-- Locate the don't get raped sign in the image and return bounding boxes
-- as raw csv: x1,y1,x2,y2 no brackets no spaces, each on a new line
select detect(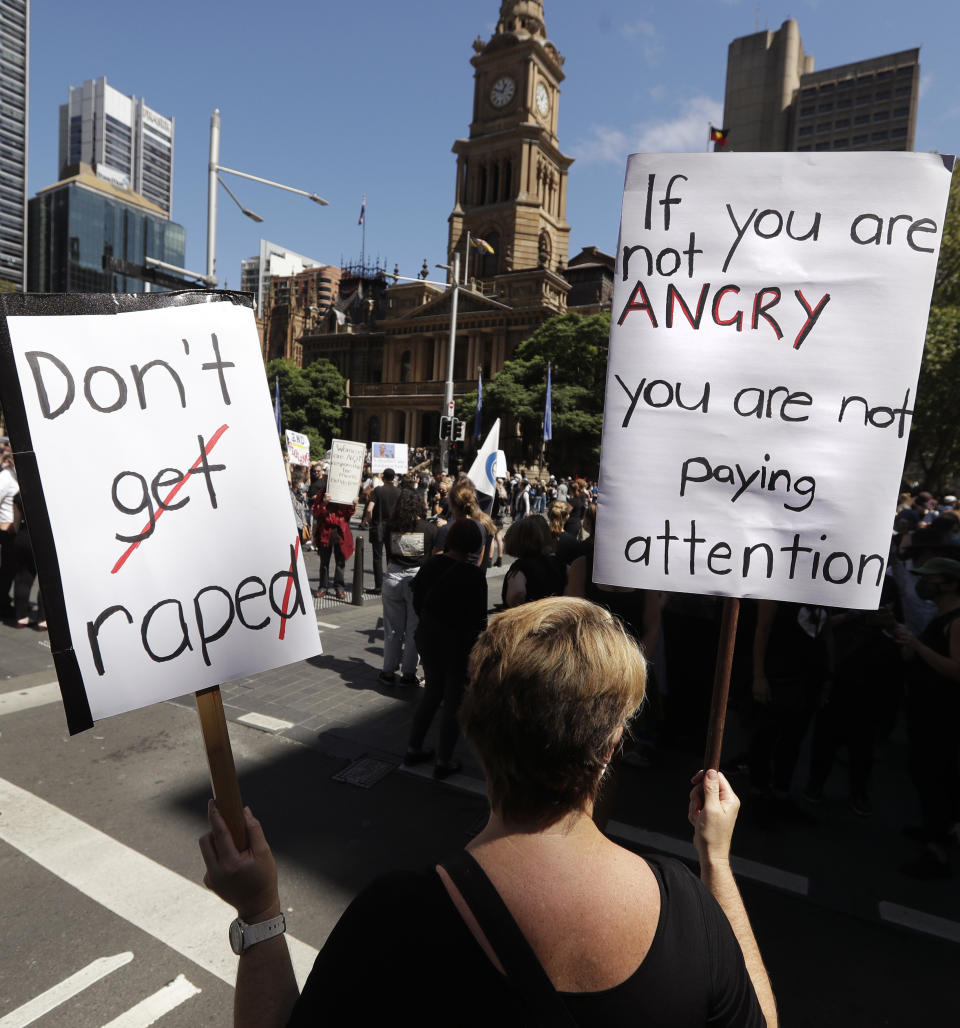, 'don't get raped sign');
0,292,321,732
